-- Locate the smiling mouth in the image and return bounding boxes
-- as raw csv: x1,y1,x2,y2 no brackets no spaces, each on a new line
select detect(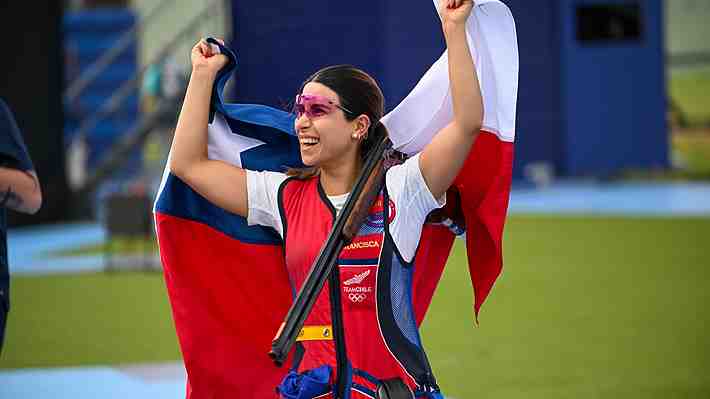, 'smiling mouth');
299,137,320,147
